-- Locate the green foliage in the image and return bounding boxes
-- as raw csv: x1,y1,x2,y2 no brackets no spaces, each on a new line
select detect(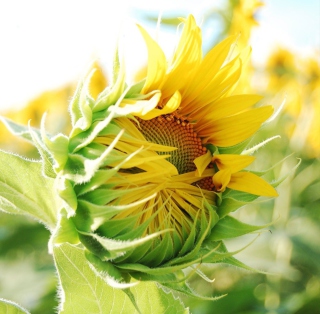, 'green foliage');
0,299,30,314
0,150,58,229
54,243,188,314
